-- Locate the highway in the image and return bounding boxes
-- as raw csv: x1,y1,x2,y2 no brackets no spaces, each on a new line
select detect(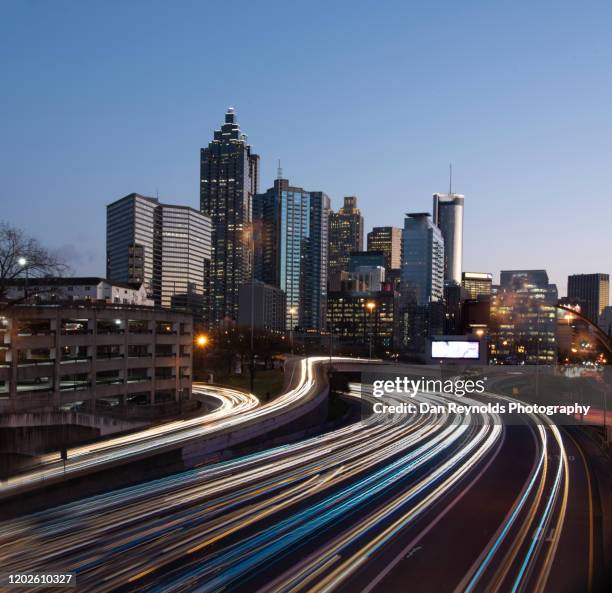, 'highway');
0,357,335,497
0,358,602,593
